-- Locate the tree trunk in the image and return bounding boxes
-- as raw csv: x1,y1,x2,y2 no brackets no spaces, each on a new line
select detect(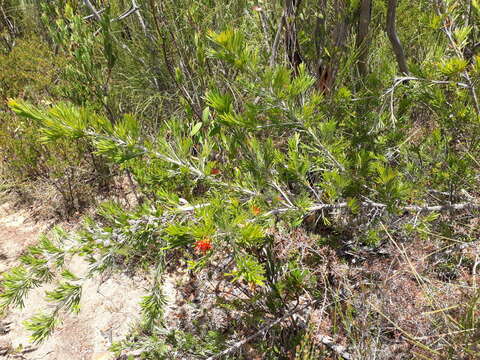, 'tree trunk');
284,0,303,75
386,0,409,74
356,0,372,76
